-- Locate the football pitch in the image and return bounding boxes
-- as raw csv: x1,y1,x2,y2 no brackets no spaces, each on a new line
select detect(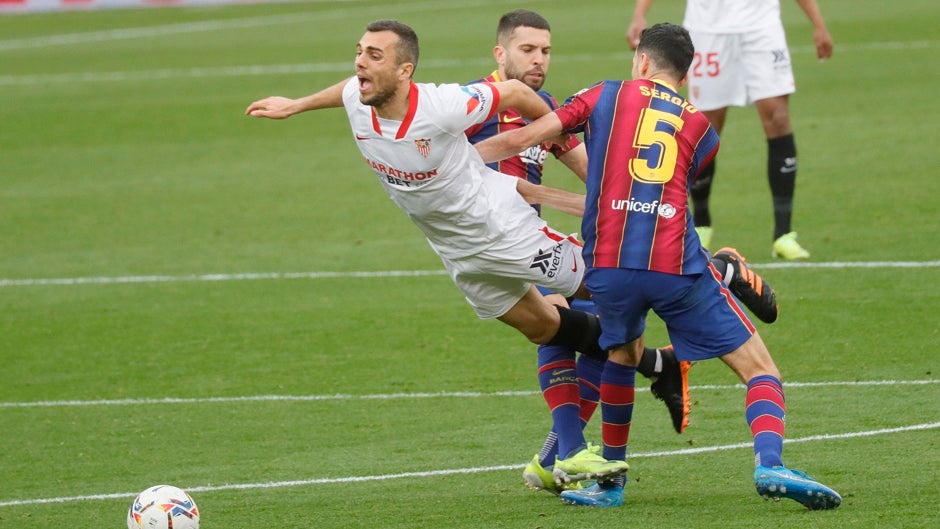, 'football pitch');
1,0,938,527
